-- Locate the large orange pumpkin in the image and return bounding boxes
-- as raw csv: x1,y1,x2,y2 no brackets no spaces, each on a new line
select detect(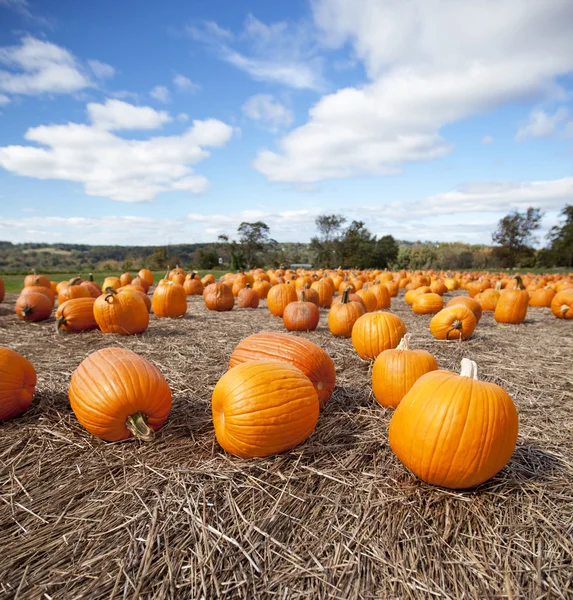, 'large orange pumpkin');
551,289,573,319
429,305,476,341
55,297,98,333
152,280,187,318
212,361,319,458
15,292,52,322
351,311,407,360
446,296,482,323
283,292,320,331
494,276,529,324
69,348,172,442
203,282,234,311
328,288,365,337
229,332,336,406
372,334,437,408
94,288,149,335
388,358,518,489
267,282,297,317
0,347,37,422
412,293,444,315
